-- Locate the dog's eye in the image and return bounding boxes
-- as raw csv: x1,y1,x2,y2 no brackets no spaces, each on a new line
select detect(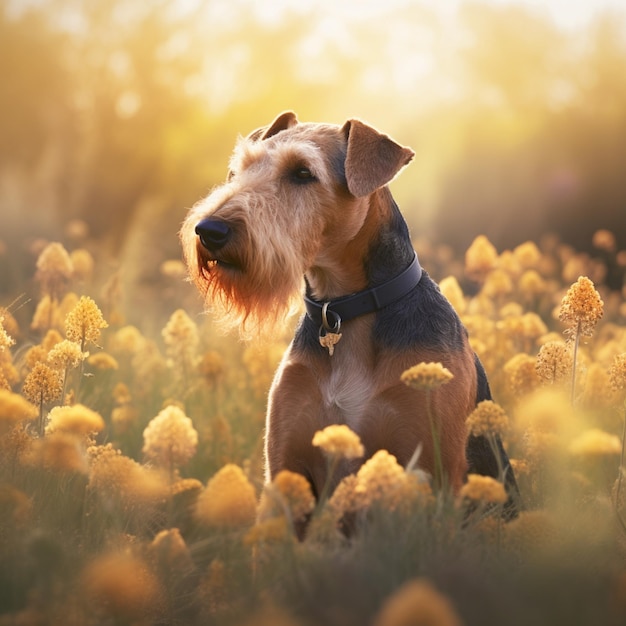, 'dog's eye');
291,167,316,183
227,170,235,181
